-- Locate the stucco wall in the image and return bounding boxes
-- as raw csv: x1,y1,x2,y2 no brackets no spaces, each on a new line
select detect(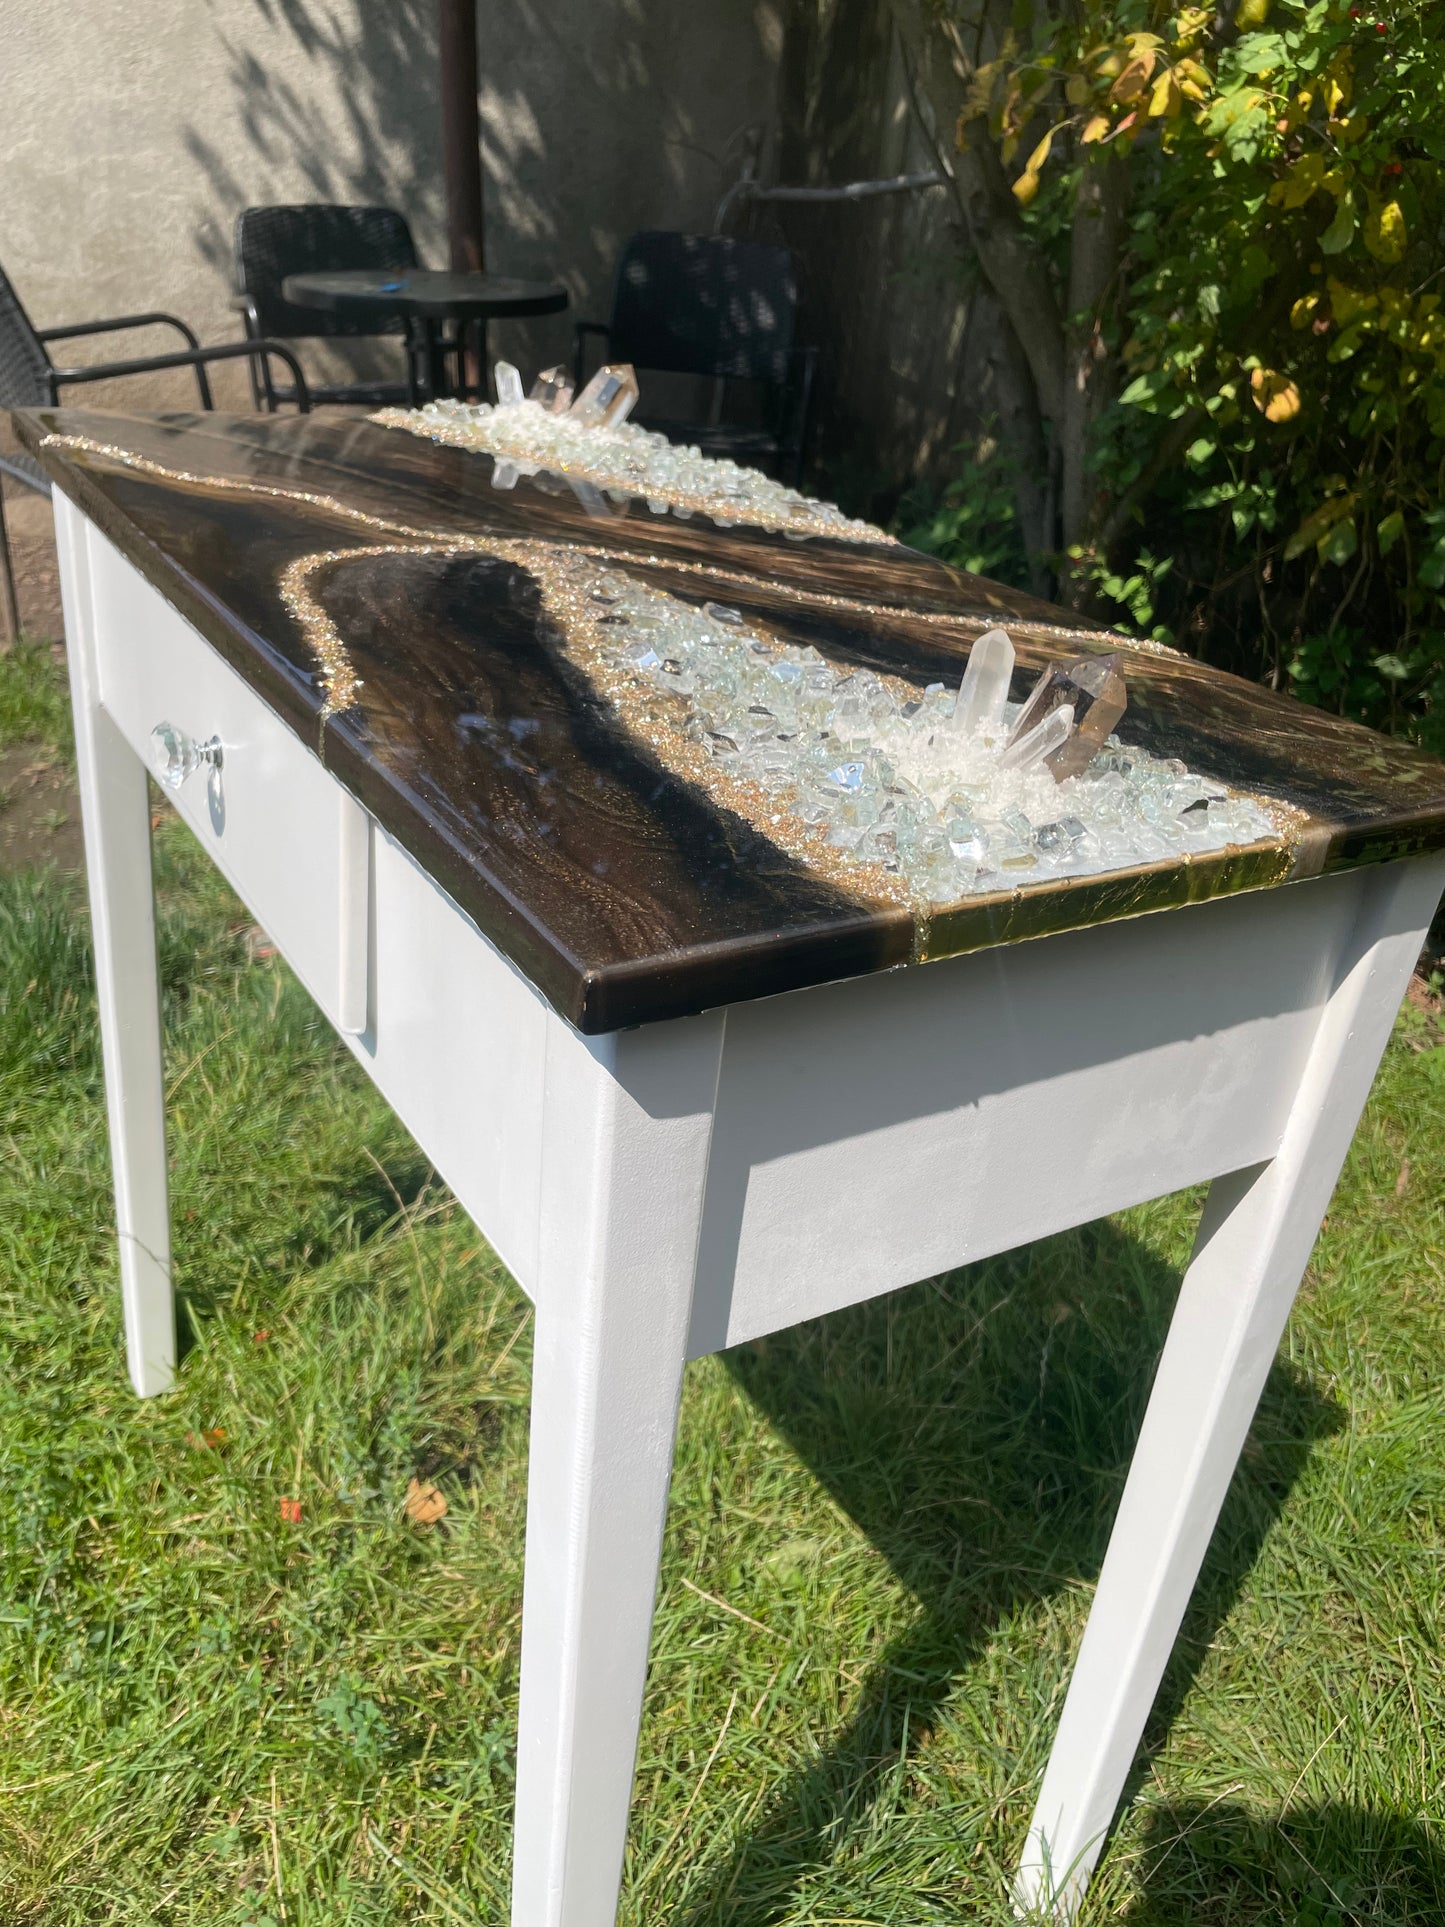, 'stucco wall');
0,0,781,411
